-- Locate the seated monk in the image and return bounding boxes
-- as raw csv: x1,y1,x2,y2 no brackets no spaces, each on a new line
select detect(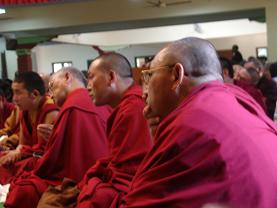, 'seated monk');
75,53,152,208
117,37,277,208
0,106,20,151
38,53,152,208
0,88,15,130
233,66,267,113
4,67,110,208
0,71,59,184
